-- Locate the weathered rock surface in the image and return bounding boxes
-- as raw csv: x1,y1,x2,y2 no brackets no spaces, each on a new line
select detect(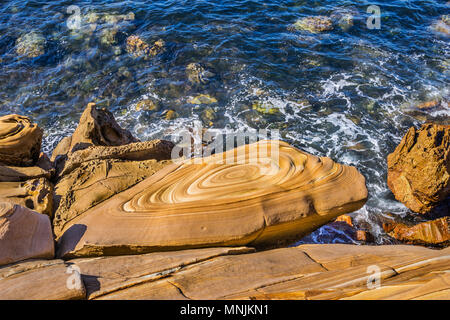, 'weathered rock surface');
383,217,450,246
0,203,54,267
56,140,367,258
0,114,43,166
53,158,172,238
0,259,85,300
0,178,54,217
73,244,448,300
56,140,174,177
51,103,138,163
0,164,51,182
387,123,450,214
